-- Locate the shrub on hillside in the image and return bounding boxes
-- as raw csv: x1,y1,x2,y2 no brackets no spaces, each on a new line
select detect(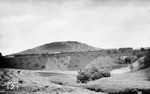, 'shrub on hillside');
76,67,110,83
117,56,137,64
41,65,45,69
